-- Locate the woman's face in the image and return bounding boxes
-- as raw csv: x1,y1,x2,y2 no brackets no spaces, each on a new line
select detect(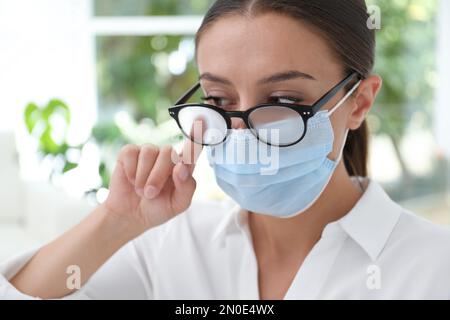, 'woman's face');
196,12,373,159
